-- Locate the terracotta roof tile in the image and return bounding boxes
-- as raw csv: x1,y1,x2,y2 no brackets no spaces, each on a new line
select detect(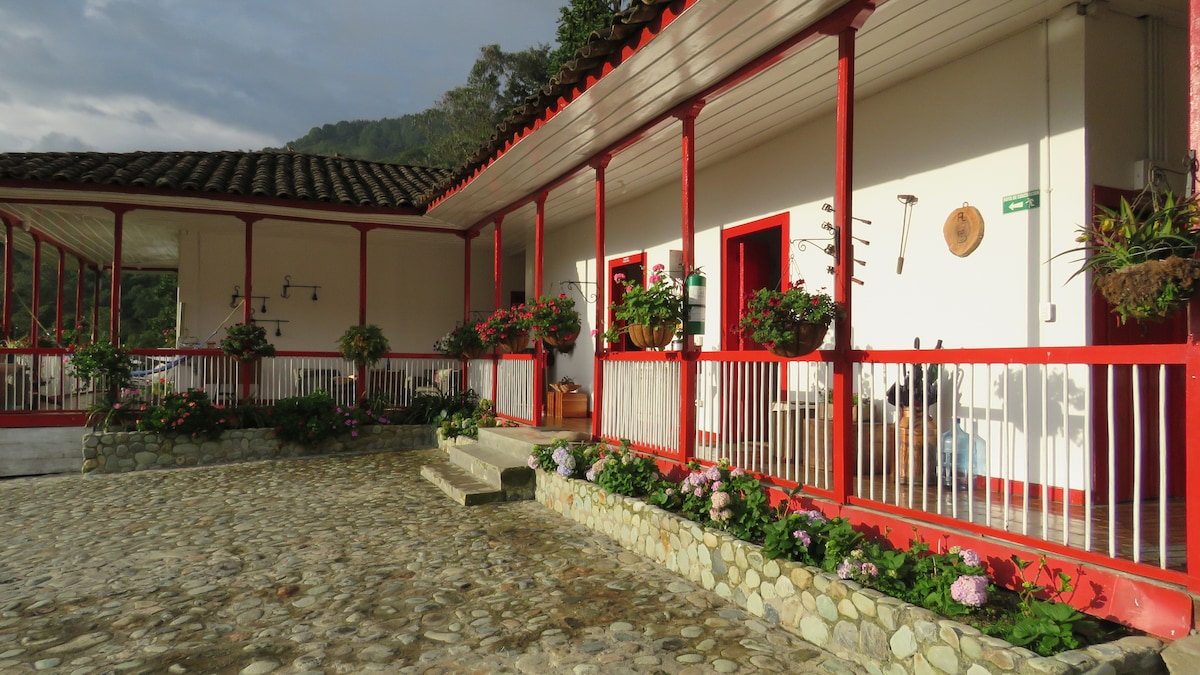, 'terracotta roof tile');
422,0,679,205
0,151,449,210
